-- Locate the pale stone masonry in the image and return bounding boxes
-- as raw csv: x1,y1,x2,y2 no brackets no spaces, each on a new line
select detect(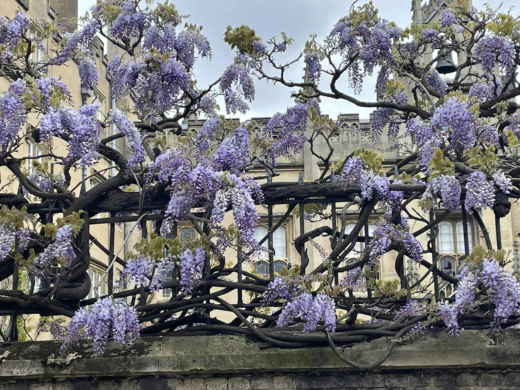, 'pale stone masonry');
2,331,520,389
